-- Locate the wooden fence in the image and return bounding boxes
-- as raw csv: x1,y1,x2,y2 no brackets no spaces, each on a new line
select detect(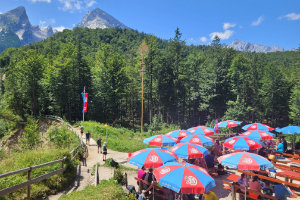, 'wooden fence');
0,115,87,199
